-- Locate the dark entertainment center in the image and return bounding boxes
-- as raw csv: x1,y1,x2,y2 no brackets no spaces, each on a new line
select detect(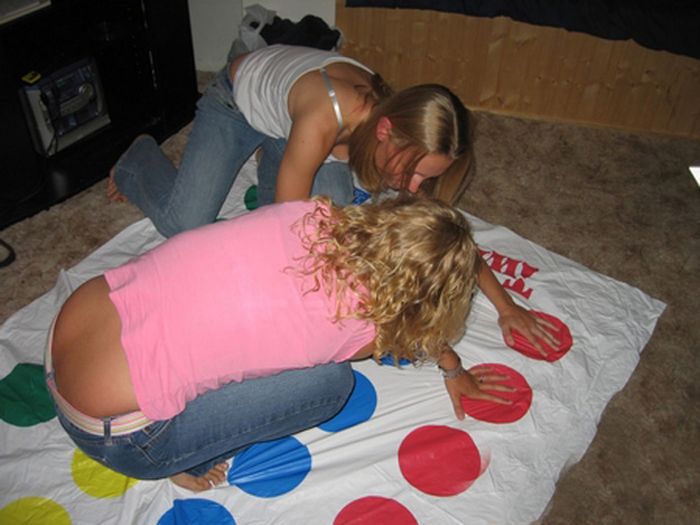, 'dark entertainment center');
0,0,199,229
